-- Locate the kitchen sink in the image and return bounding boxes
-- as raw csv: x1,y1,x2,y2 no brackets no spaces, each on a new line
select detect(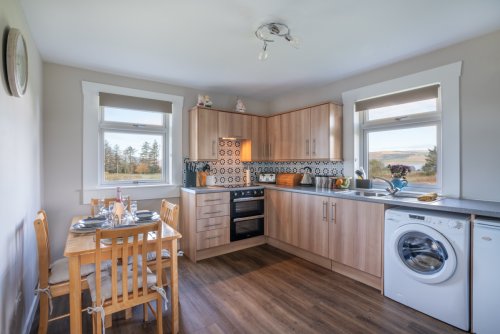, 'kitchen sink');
350,191,390,198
